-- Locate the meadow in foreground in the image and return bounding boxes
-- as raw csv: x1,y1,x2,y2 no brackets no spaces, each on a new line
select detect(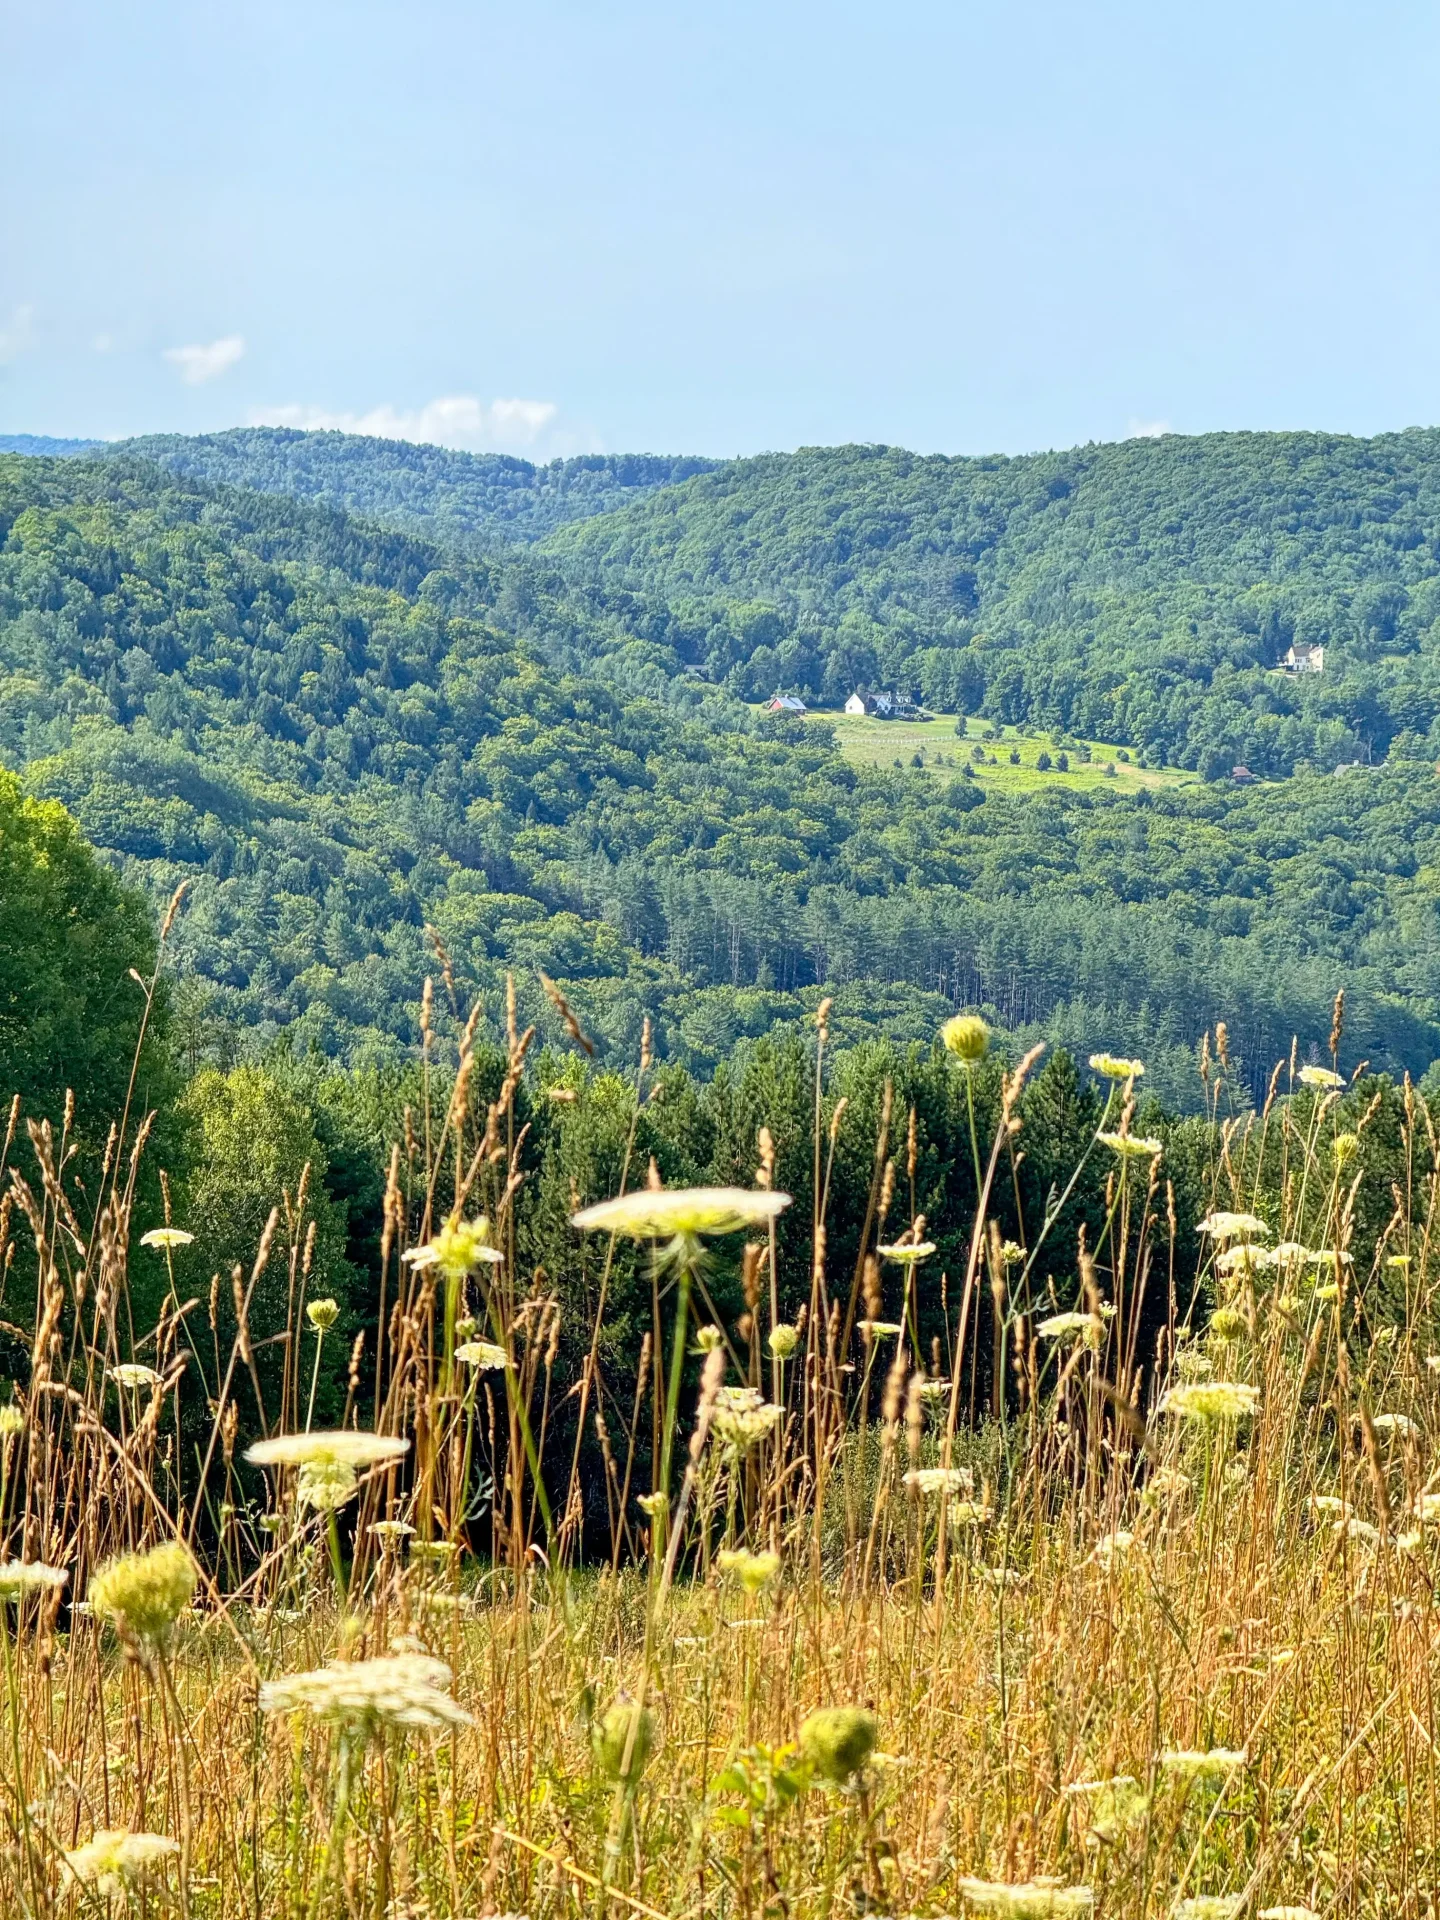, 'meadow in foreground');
0,973,1434,1919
